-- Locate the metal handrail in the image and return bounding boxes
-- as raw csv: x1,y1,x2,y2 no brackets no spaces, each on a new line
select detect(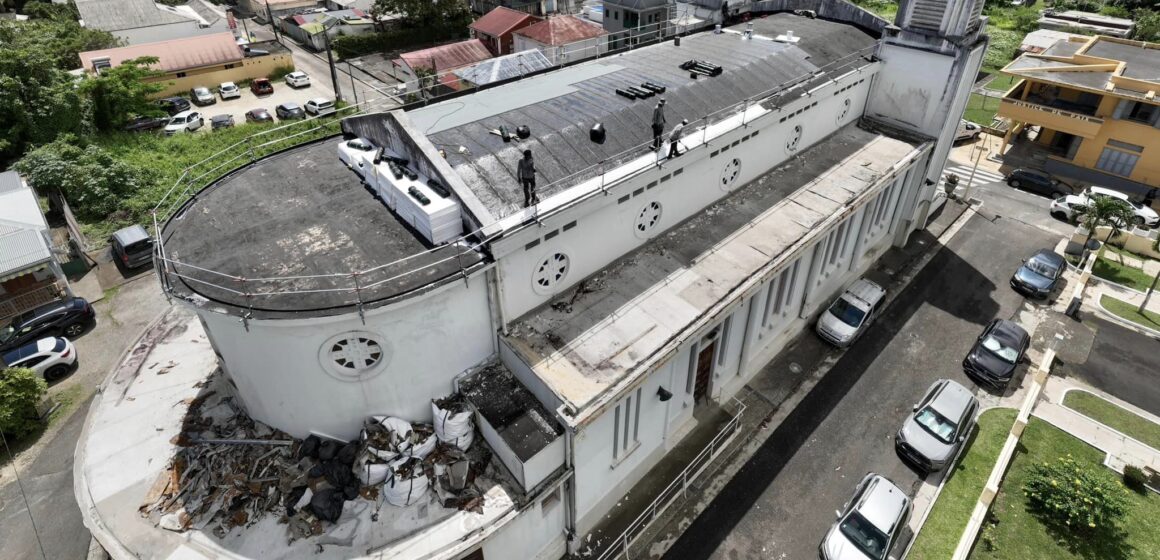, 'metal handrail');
594,398,748,560
150,25,877,309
